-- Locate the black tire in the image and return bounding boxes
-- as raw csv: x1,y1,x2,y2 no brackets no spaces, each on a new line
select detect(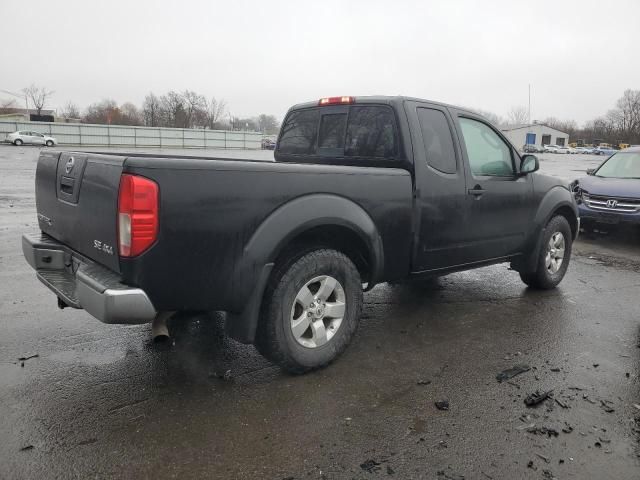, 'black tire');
46,140,54,147
14,139,23,146
255,248,363,374
520,215,572,289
